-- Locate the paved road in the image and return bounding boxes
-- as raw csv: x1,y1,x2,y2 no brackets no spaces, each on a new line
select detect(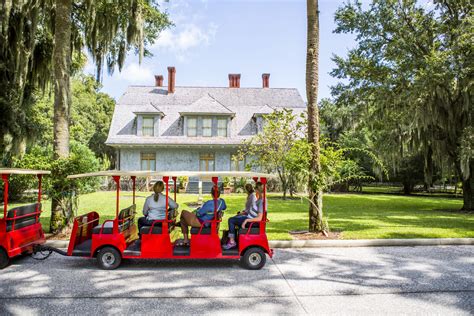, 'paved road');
0,246,473,315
